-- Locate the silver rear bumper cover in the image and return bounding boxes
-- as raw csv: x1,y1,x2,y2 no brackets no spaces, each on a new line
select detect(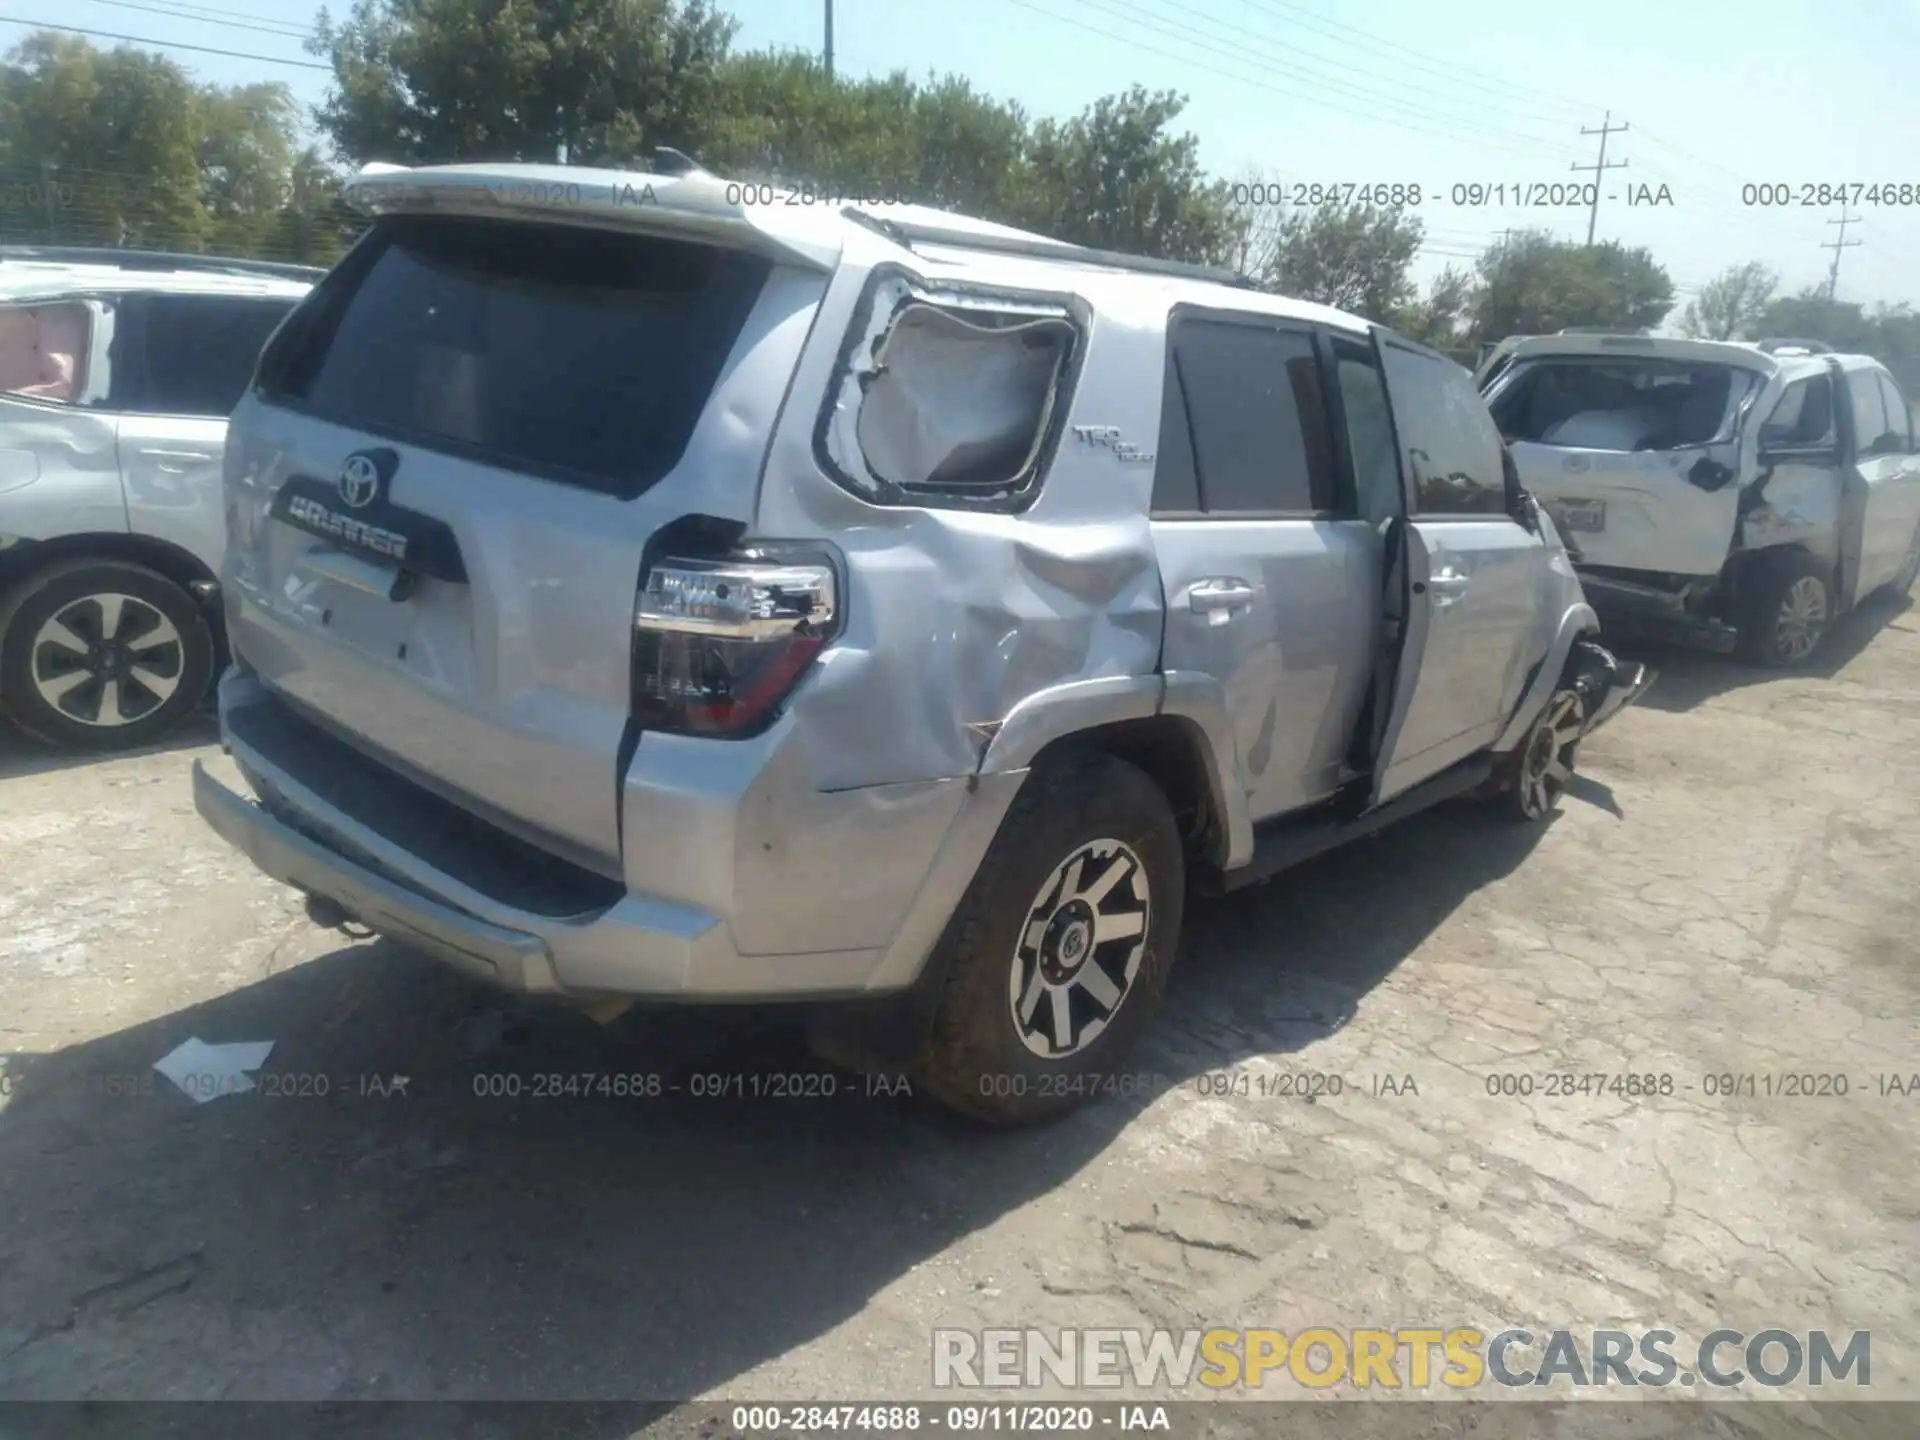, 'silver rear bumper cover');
195,758,566,991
